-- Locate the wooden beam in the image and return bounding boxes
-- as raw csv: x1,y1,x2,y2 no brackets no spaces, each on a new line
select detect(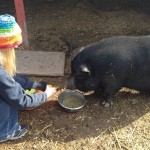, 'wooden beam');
14,0,29,48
